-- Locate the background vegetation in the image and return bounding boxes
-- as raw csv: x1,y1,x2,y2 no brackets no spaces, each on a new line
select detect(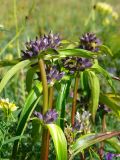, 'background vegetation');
0,0,120,160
